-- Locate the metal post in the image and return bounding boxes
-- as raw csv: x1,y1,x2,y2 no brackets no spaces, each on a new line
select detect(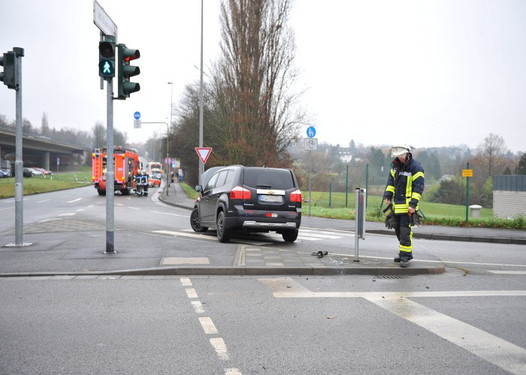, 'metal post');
365,164,369,208
14,47,25,246
167,82,173,194
465,162,470,223
329,183,332,208
308,150,312,216
105,78,115,254
198,0,205,177
354,188,366,262
345,165,349,207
